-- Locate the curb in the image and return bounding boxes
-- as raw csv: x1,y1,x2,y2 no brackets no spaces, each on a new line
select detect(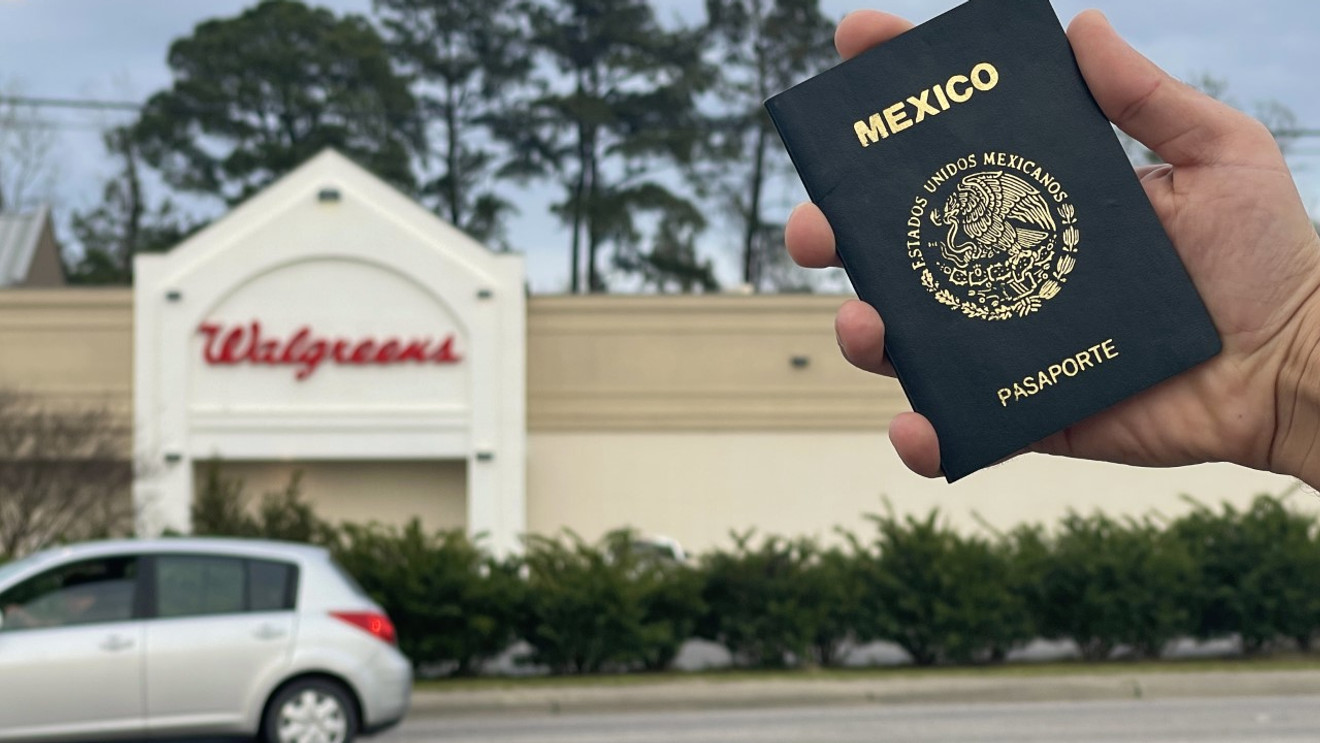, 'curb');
408,669,1320,718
